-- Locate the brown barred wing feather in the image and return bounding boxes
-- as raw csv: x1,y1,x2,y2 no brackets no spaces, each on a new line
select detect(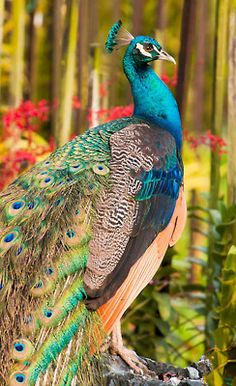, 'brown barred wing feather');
84,122,184,310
